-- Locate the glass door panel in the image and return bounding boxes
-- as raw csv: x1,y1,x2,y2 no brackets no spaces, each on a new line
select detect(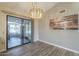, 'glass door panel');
23,20,32,44
8,16,22,48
